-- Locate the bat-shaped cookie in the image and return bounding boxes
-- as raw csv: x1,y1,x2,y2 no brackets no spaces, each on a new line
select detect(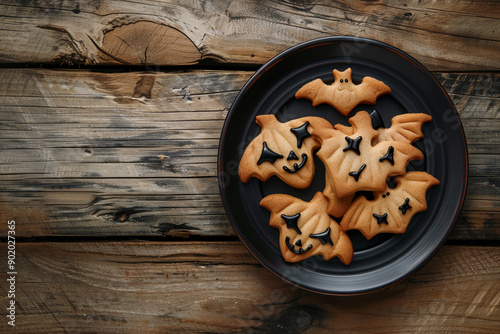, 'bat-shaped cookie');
334,112,433,144
340,172,440,239
238,114,333,189
295,68,392,116
312,110,423,198
260,192,353,264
